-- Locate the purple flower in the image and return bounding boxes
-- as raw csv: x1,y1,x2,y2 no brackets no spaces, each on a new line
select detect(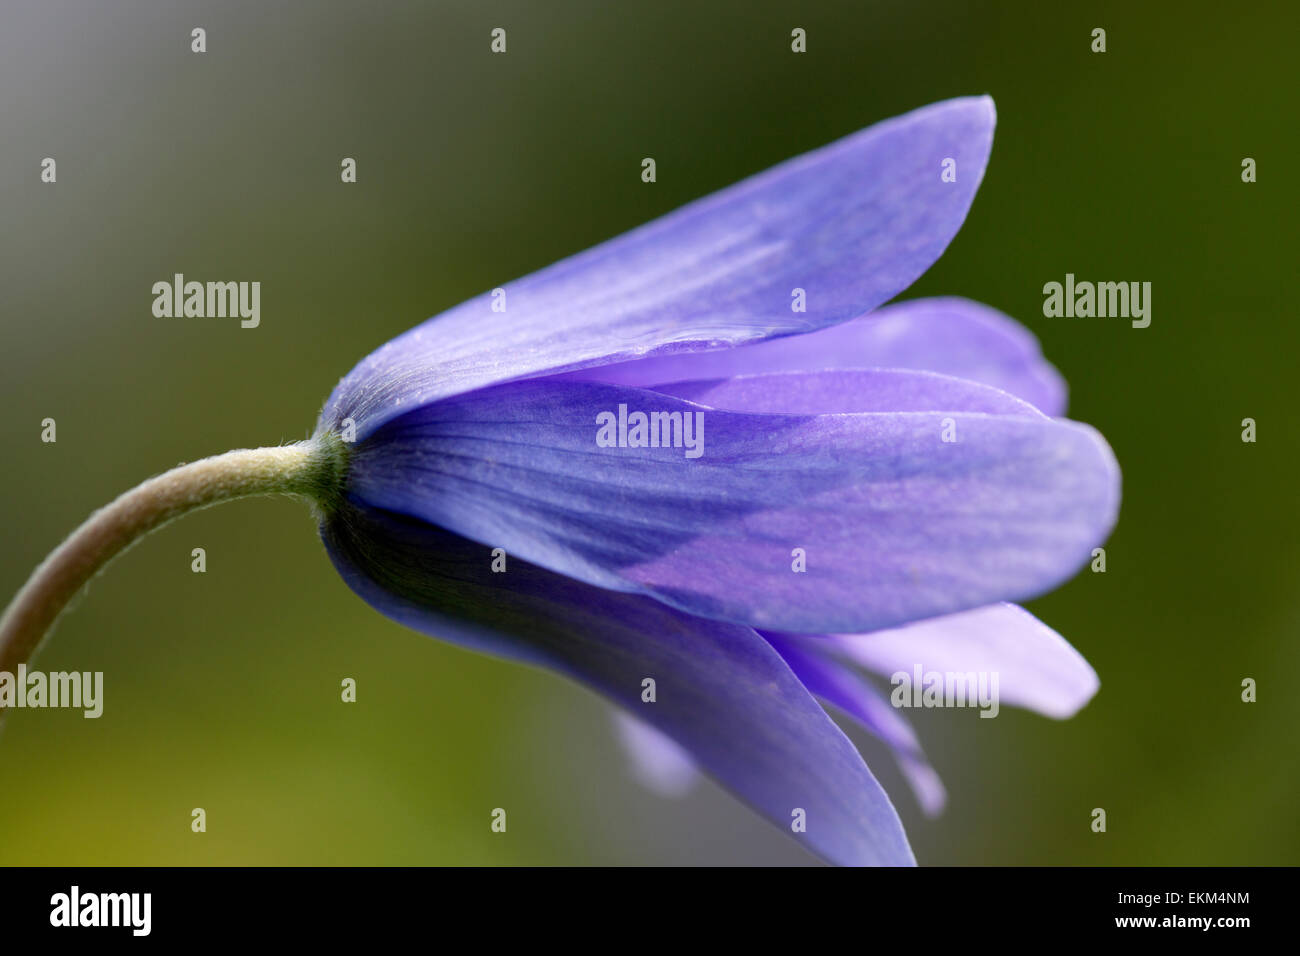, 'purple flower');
316,97,1119,865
